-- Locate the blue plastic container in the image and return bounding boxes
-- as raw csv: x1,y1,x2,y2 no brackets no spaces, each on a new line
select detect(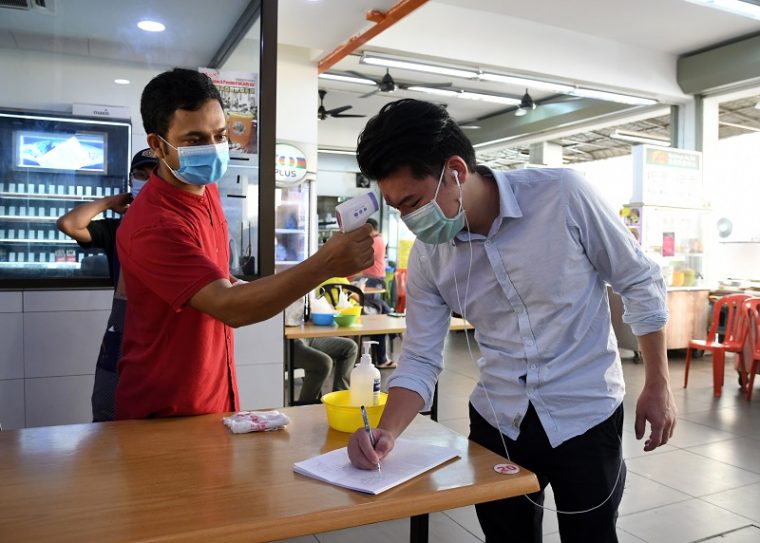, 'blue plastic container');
311,313,336,326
